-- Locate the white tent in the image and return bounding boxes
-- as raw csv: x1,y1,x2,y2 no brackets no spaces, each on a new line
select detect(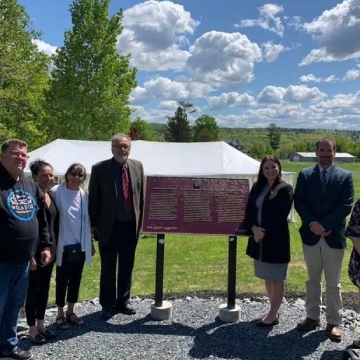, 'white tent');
25,138,290,176
25,139,296,220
